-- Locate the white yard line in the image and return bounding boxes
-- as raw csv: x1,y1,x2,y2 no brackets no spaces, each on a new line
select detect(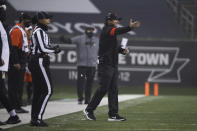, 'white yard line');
0,94,144,129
